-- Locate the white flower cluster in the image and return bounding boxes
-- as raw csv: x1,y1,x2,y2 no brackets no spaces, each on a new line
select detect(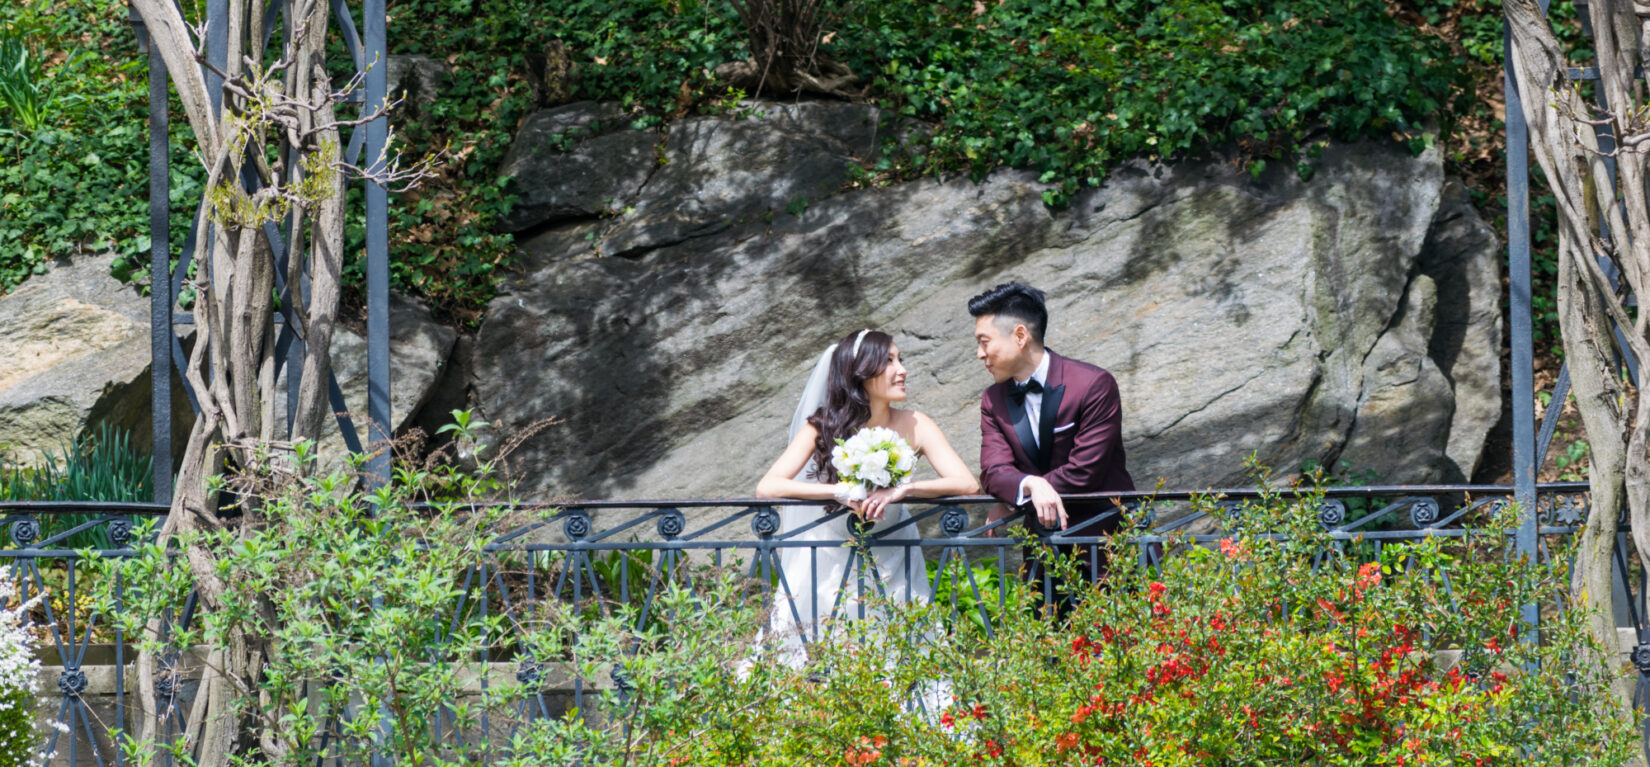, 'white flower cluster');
830,426,917,502
0,576,51,767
